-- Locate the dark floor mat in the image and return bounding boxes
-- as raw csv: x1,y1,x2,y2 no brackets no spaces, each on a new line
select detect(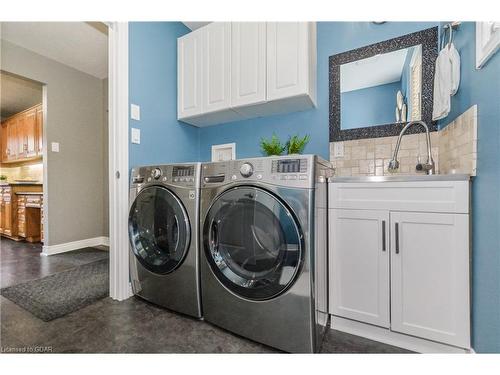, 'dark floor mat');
1,258,109,321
